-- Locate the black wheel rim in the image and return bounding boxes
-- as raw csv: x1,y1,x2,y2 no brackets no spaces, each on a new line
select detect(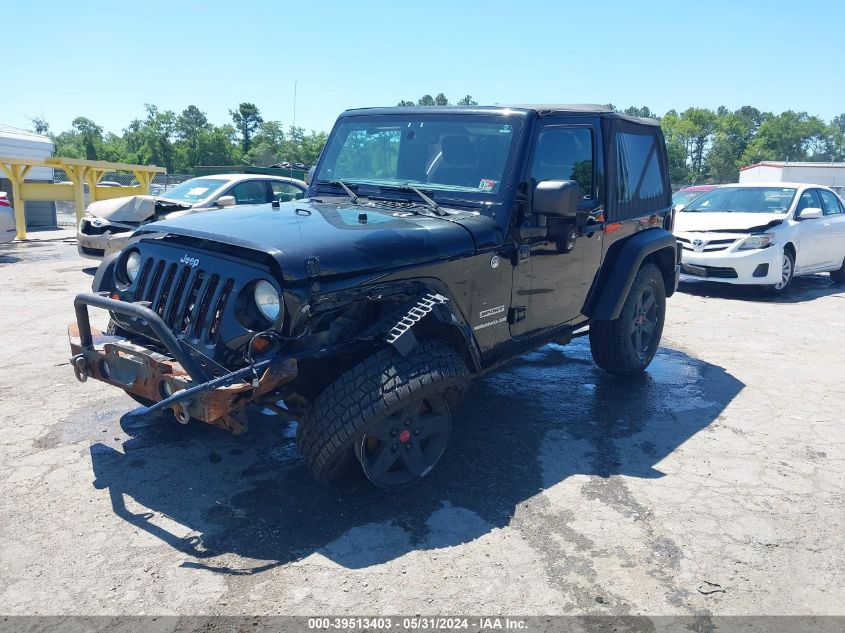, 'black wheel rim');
358,395,451,488
631,287,658,361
